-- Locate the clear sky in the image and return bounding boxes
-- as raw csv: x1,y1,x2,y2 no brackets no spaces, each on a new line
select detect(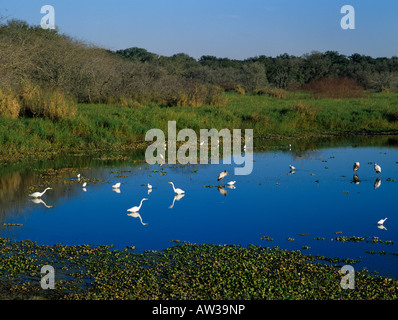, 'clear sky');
1,0,397,59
